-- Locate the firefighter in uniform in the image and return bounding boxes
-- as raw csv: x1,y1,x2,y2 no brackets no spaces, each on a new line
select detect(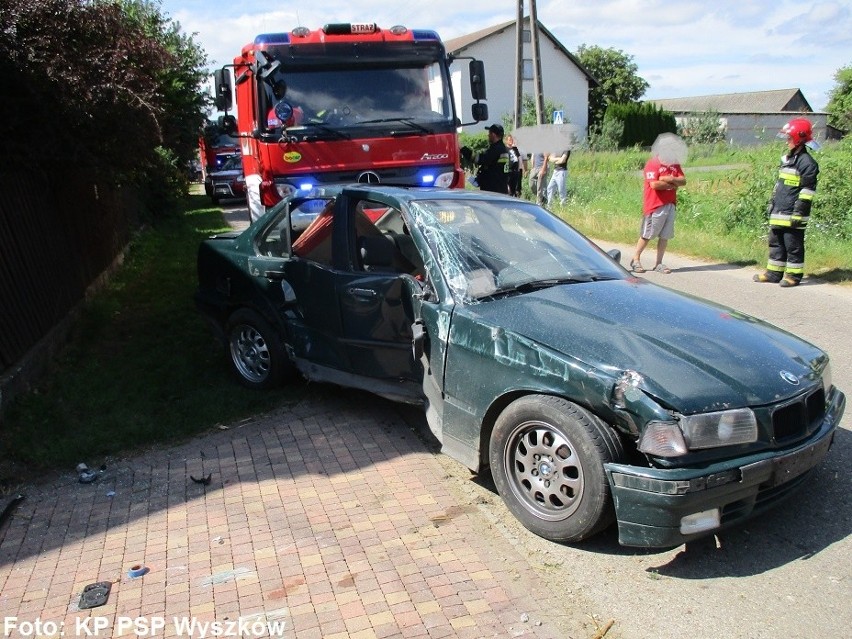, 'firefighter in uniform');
475,124,510,194
753,118,820,288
